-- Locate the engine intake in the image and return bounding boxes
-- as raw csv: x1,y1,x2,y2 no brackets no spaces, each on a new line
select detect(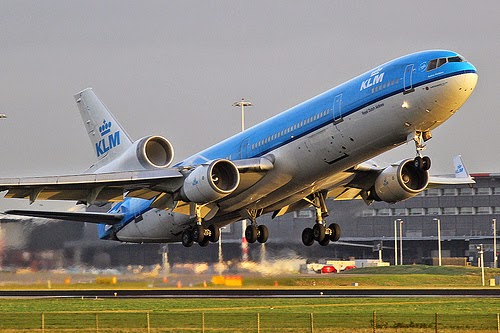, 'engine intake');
136,136,174,169
370,159,429,203
181,159,240,204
